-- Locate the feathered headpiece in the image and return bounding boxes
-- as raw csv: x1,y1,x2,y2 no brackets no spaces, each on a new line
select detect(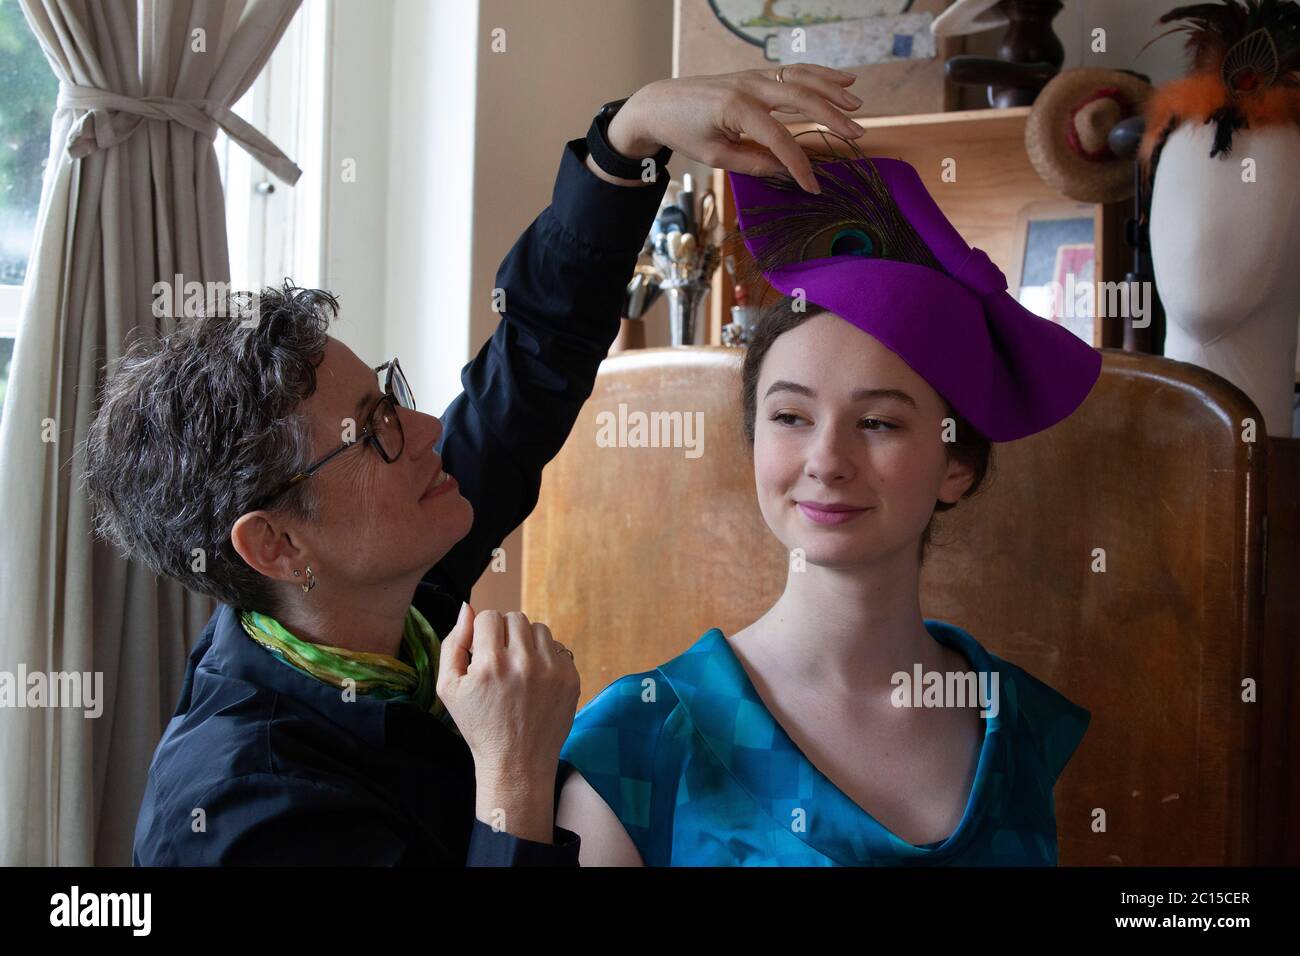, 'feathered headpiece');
729,135,1102,444
1138,0,1300,183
